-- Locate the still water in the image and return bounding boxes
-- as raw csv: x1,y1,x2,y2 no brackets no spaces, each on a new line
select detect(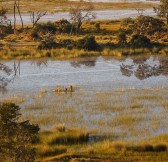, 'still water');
0,55,168,141
0,55,168,95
